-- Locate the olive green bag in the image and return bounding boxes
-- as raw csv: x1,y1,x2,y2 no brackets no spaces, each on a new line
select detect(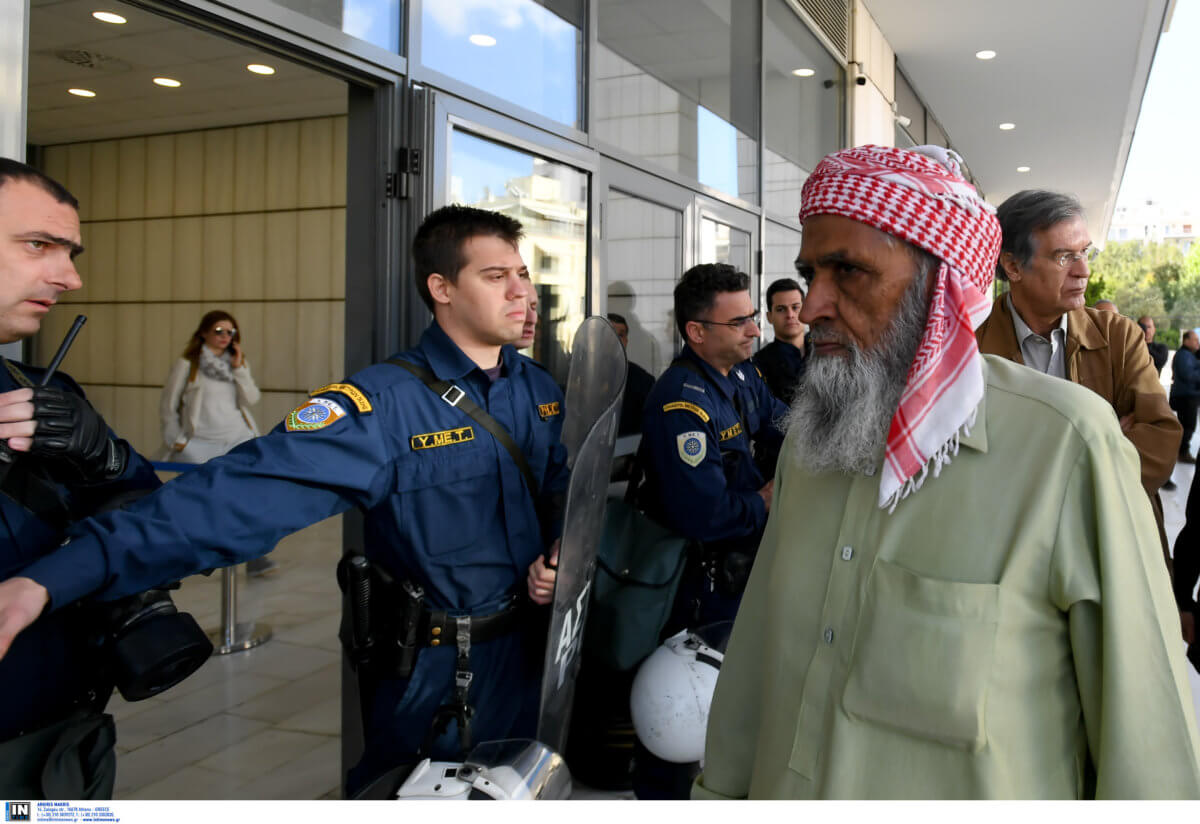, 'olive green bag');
583,497,690,672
